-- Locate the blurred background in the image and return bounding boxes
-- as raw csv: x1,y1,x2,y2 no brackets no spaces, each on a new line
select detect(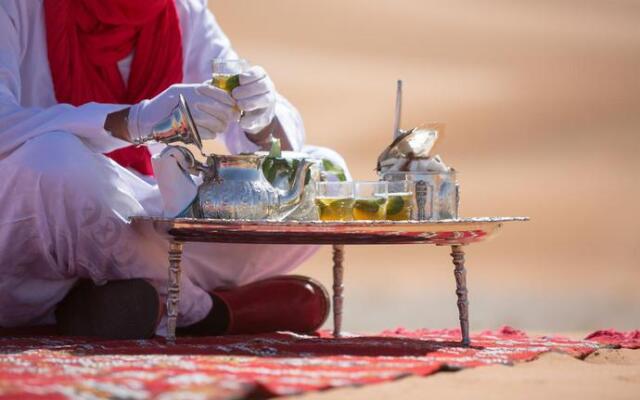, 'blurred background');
208,0,640,332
